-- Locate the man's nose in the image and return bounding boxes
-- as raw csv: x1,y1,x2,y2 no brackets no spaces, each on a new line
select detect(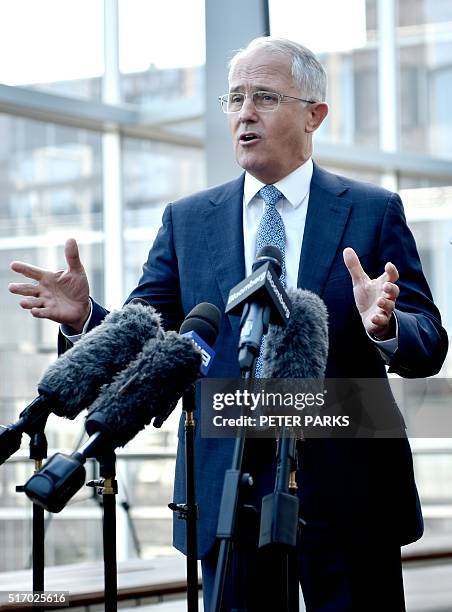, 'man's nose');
238,95,258,122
